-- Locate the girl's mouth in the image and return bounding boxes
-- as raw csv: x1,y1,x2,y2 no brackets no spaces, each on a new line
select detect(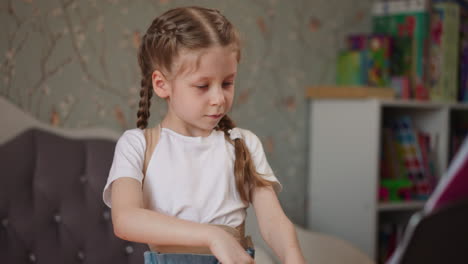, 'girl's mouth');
207,114,222,119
